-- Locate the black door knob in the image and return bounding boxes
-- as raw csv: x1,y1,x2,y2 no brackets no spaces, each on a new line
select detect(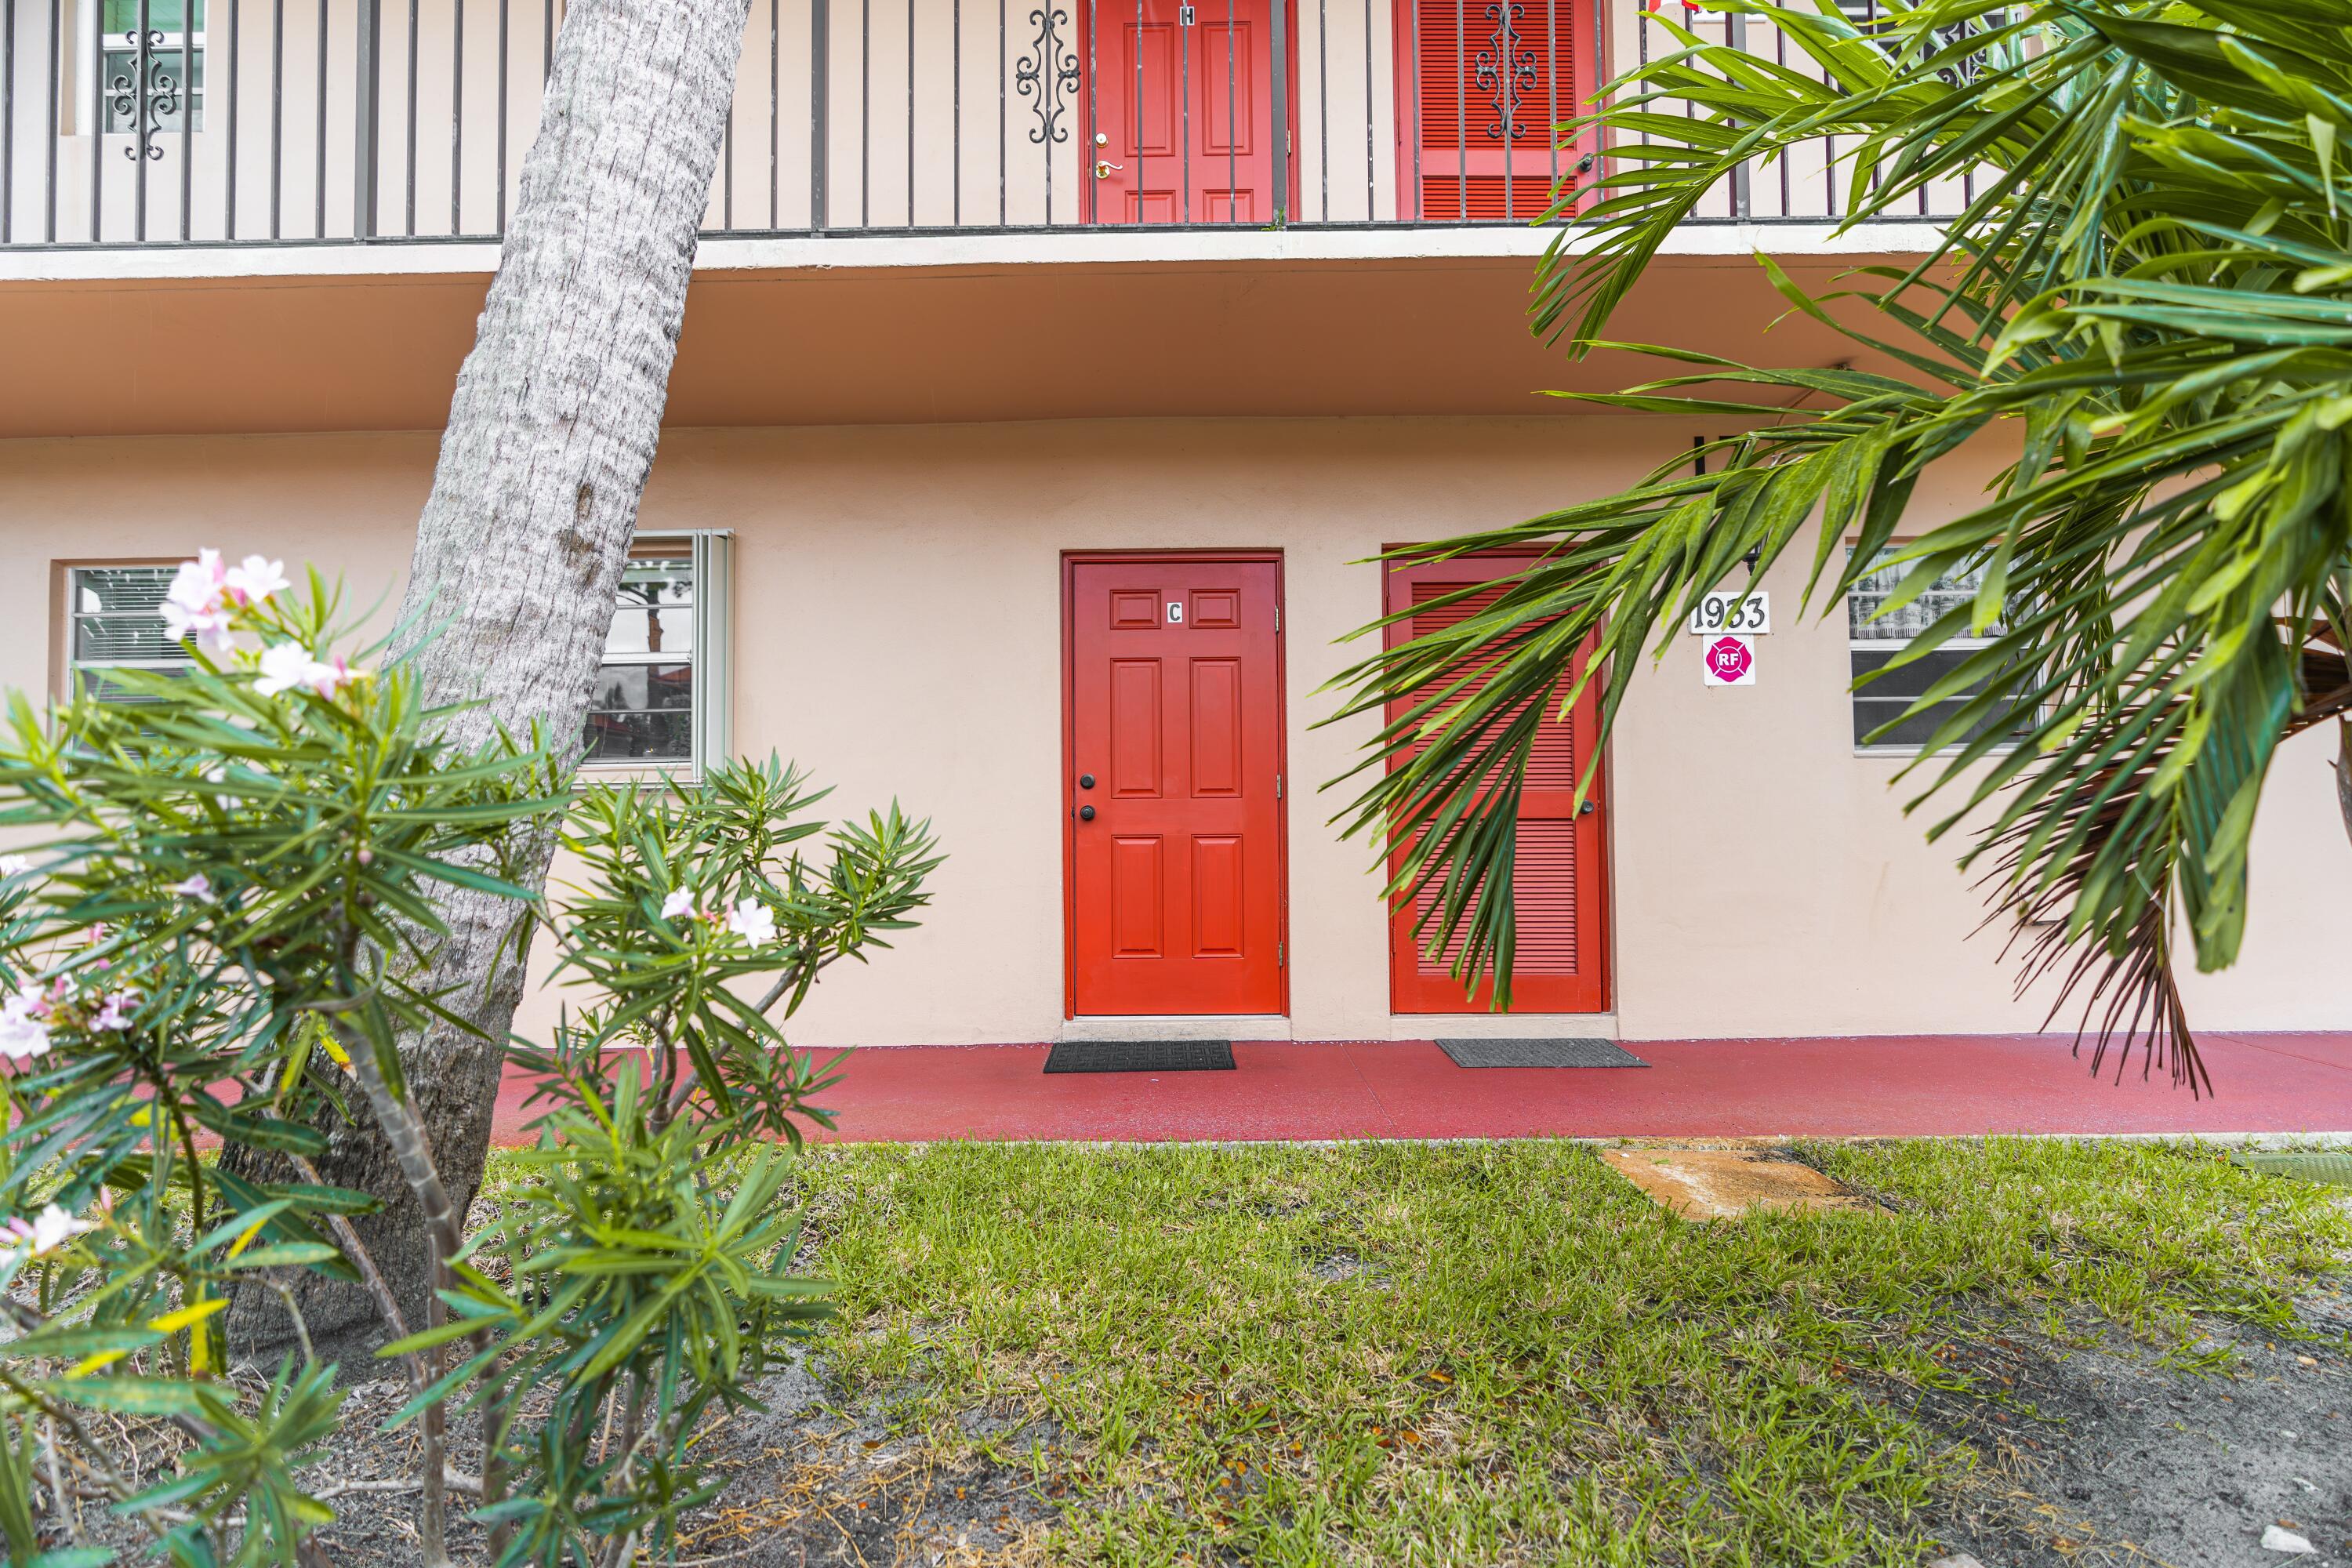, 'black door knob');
1079,804,1096,821
1079,773,1096,789
1579,800,1596,815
